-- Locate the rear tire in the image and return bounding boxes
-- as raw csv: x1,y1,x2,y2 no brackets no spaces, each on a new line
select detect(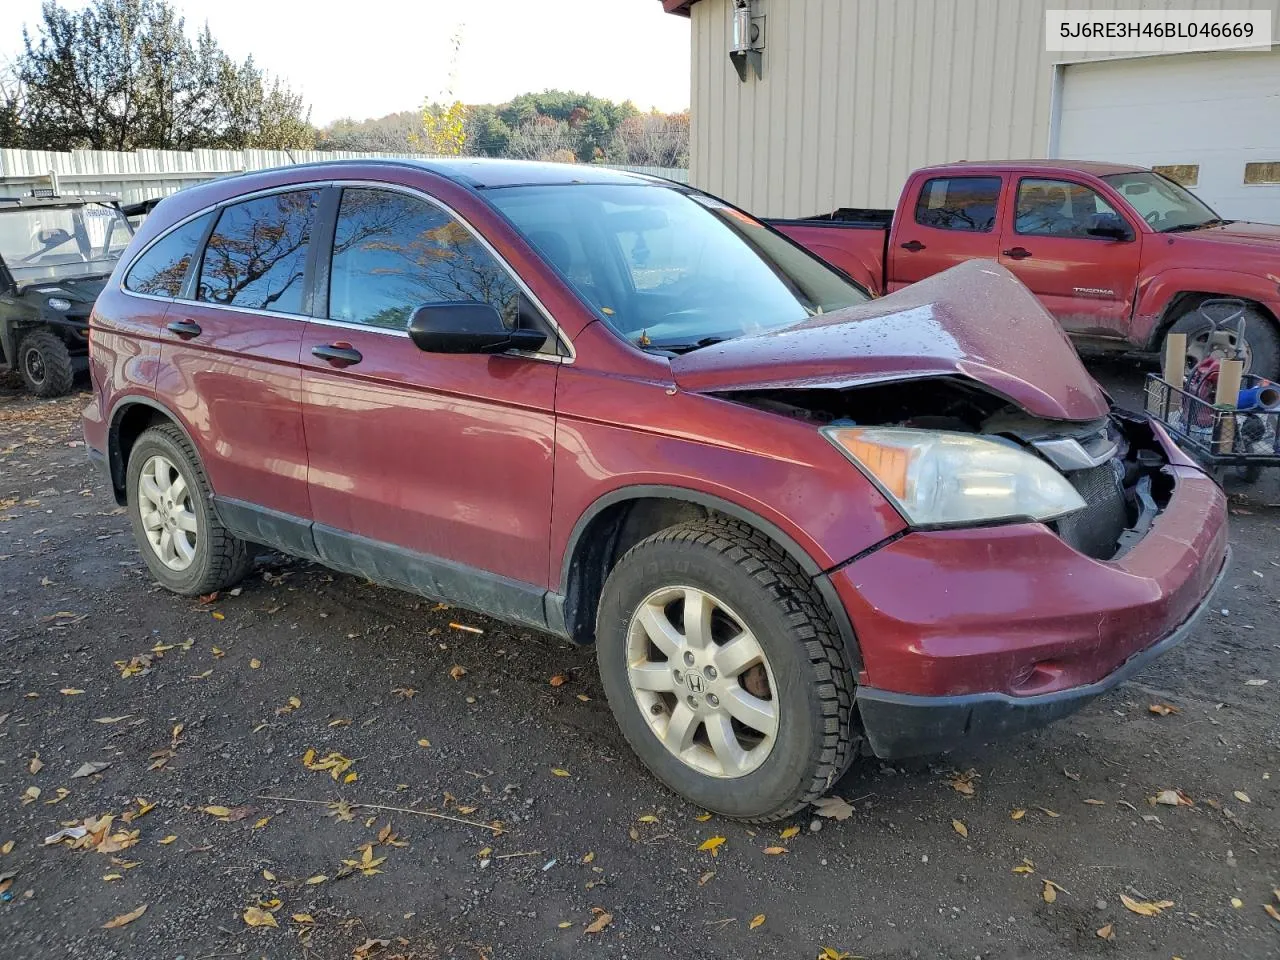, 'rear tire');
1168,306,1280,382
126,423,252,596
18,329,75,398
595,517,858,821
